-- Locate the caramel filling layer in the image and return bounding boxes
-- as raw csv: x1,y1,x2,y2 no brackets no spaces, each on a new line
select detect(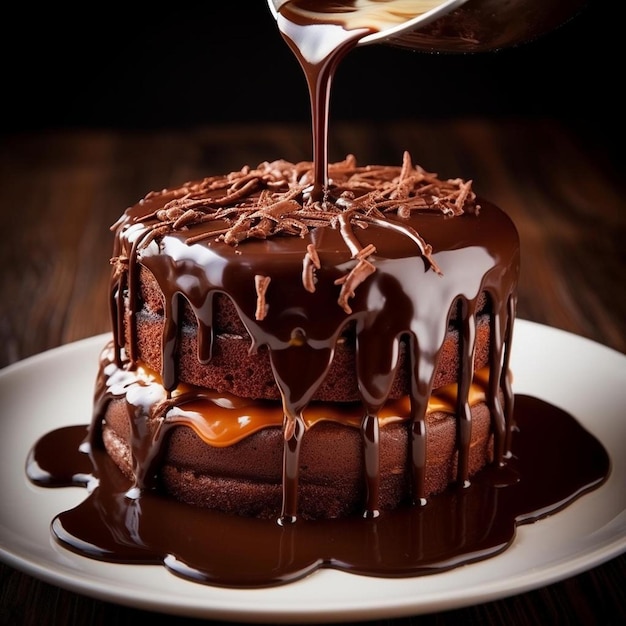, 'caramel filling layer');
106,356,491,447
